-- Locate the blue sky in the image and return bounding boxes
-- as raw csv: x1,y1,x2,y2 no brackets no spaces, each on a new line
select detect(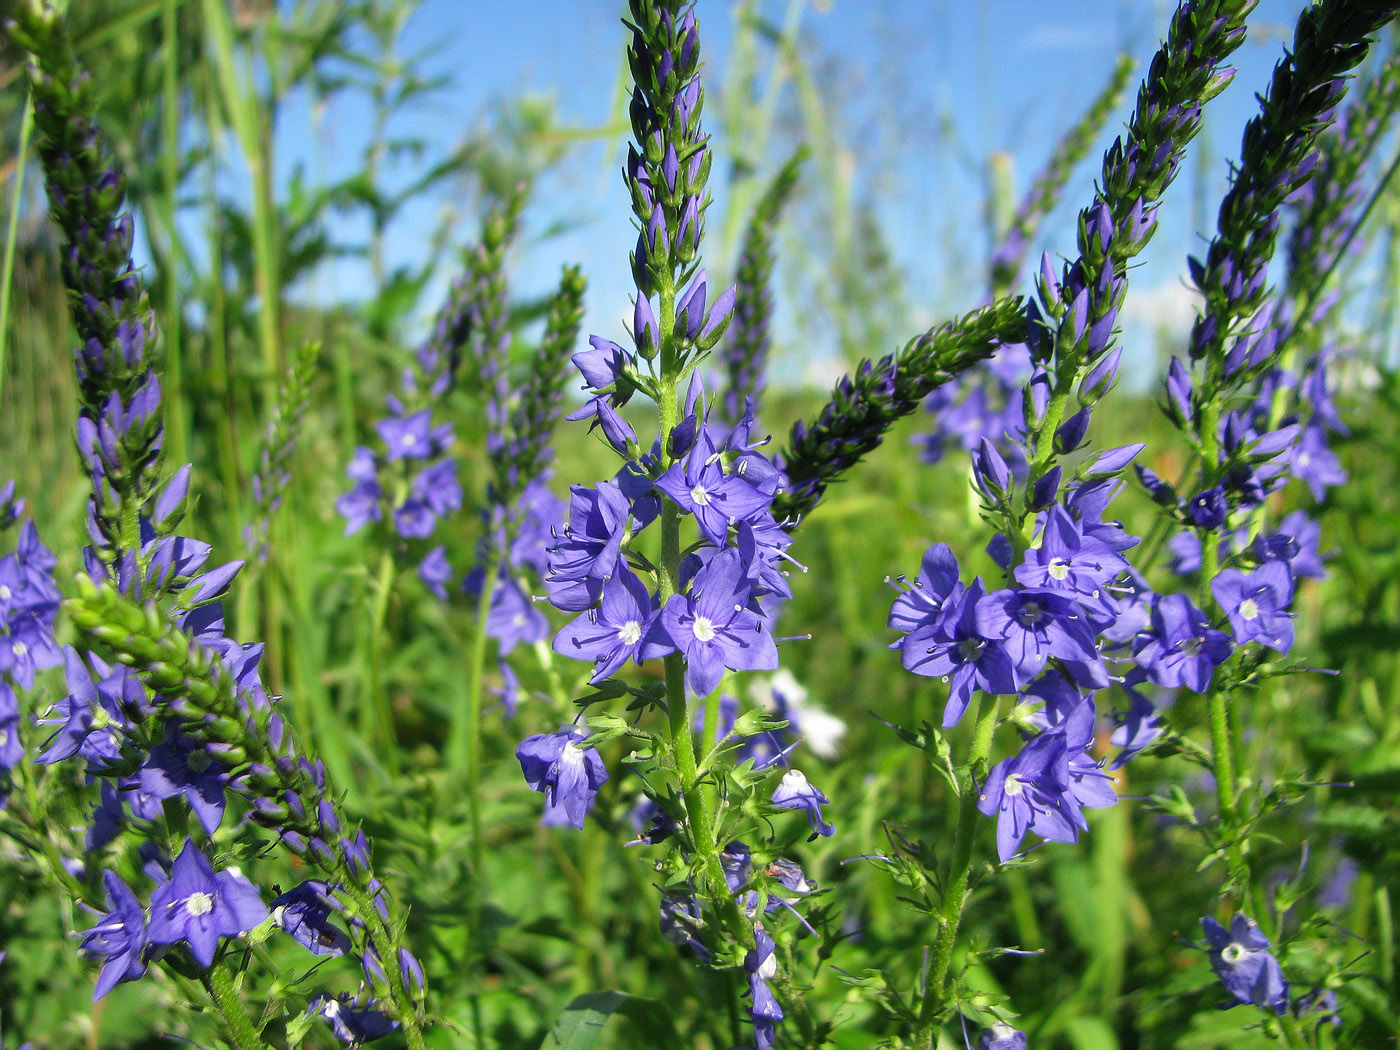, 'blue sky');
271,0,1348,388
